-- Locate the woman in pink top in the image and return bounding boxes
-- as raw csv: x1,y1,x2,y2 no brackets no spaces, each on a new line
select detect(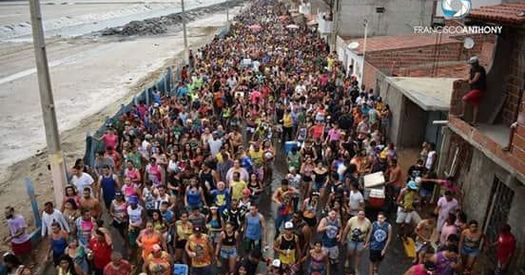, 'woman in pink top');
124,161,141,185
101,129,118,150
440,213,458,245
121,177,139,201
325,124,341,145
